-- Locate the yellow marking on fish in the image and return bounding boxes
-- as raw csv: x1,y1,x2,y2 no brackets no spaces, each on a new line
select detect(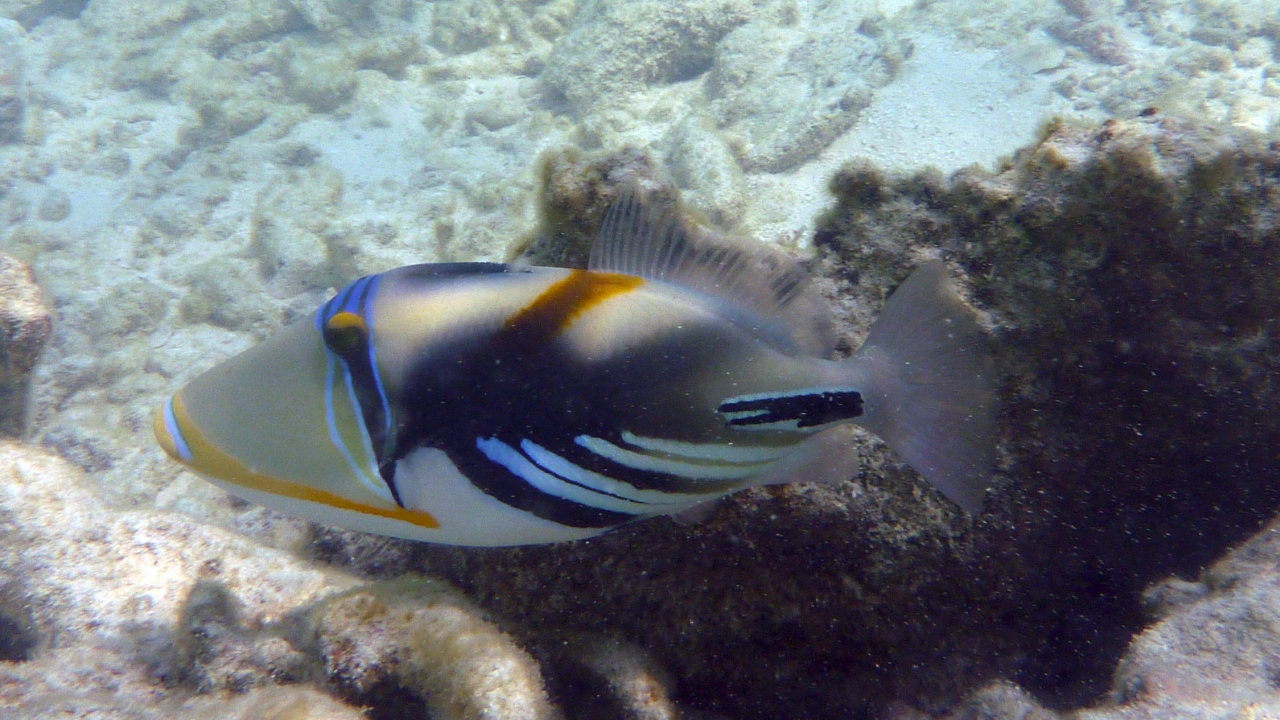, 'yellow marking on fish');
325,311,366,333
156,394,441,530
506,270,643,339
322,311,368,355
